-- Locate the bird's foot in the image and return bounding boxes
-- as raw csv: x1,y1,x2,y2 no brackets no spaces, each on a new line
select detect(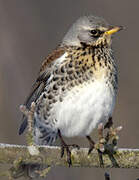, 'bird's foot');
58,129,80,167
95,122,122,167
60,143,80,167
104,117,123,152
86,119,122,167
